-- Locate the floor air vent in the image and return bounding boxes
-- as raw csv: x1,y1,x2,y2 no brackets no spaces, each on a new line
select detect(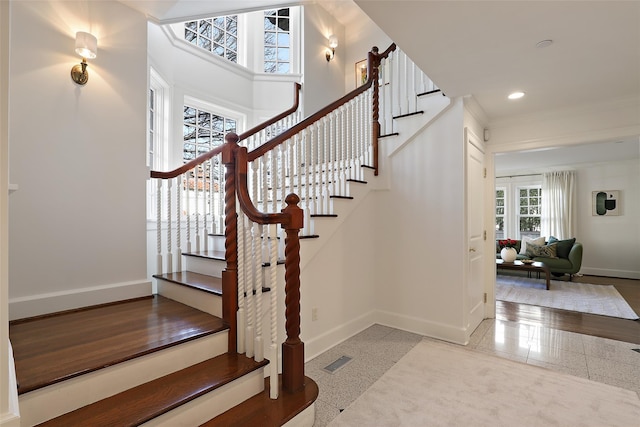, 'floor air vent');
323,355,352,373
